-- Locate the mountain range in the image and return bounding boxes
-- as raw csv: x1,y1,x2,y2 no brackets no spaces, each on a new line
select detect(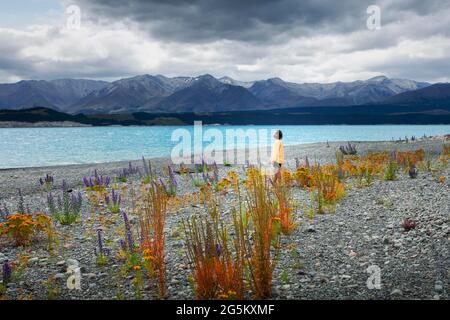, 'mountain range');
1,74,449,115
